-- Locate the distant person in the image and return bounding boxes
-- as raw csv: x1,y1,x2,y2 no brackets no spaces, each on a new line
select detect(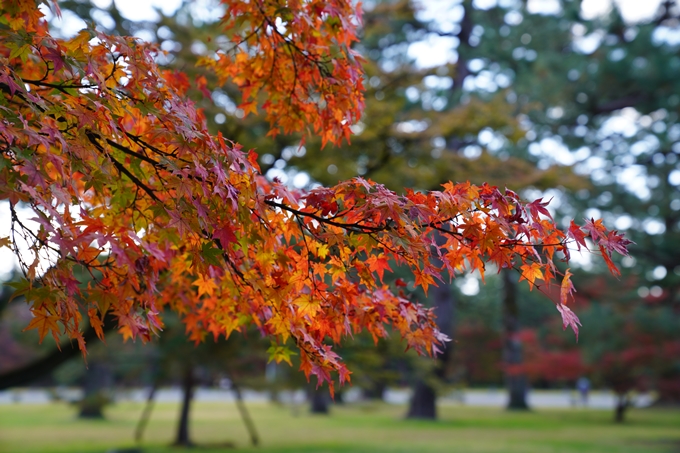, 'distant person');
576,377,590,406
